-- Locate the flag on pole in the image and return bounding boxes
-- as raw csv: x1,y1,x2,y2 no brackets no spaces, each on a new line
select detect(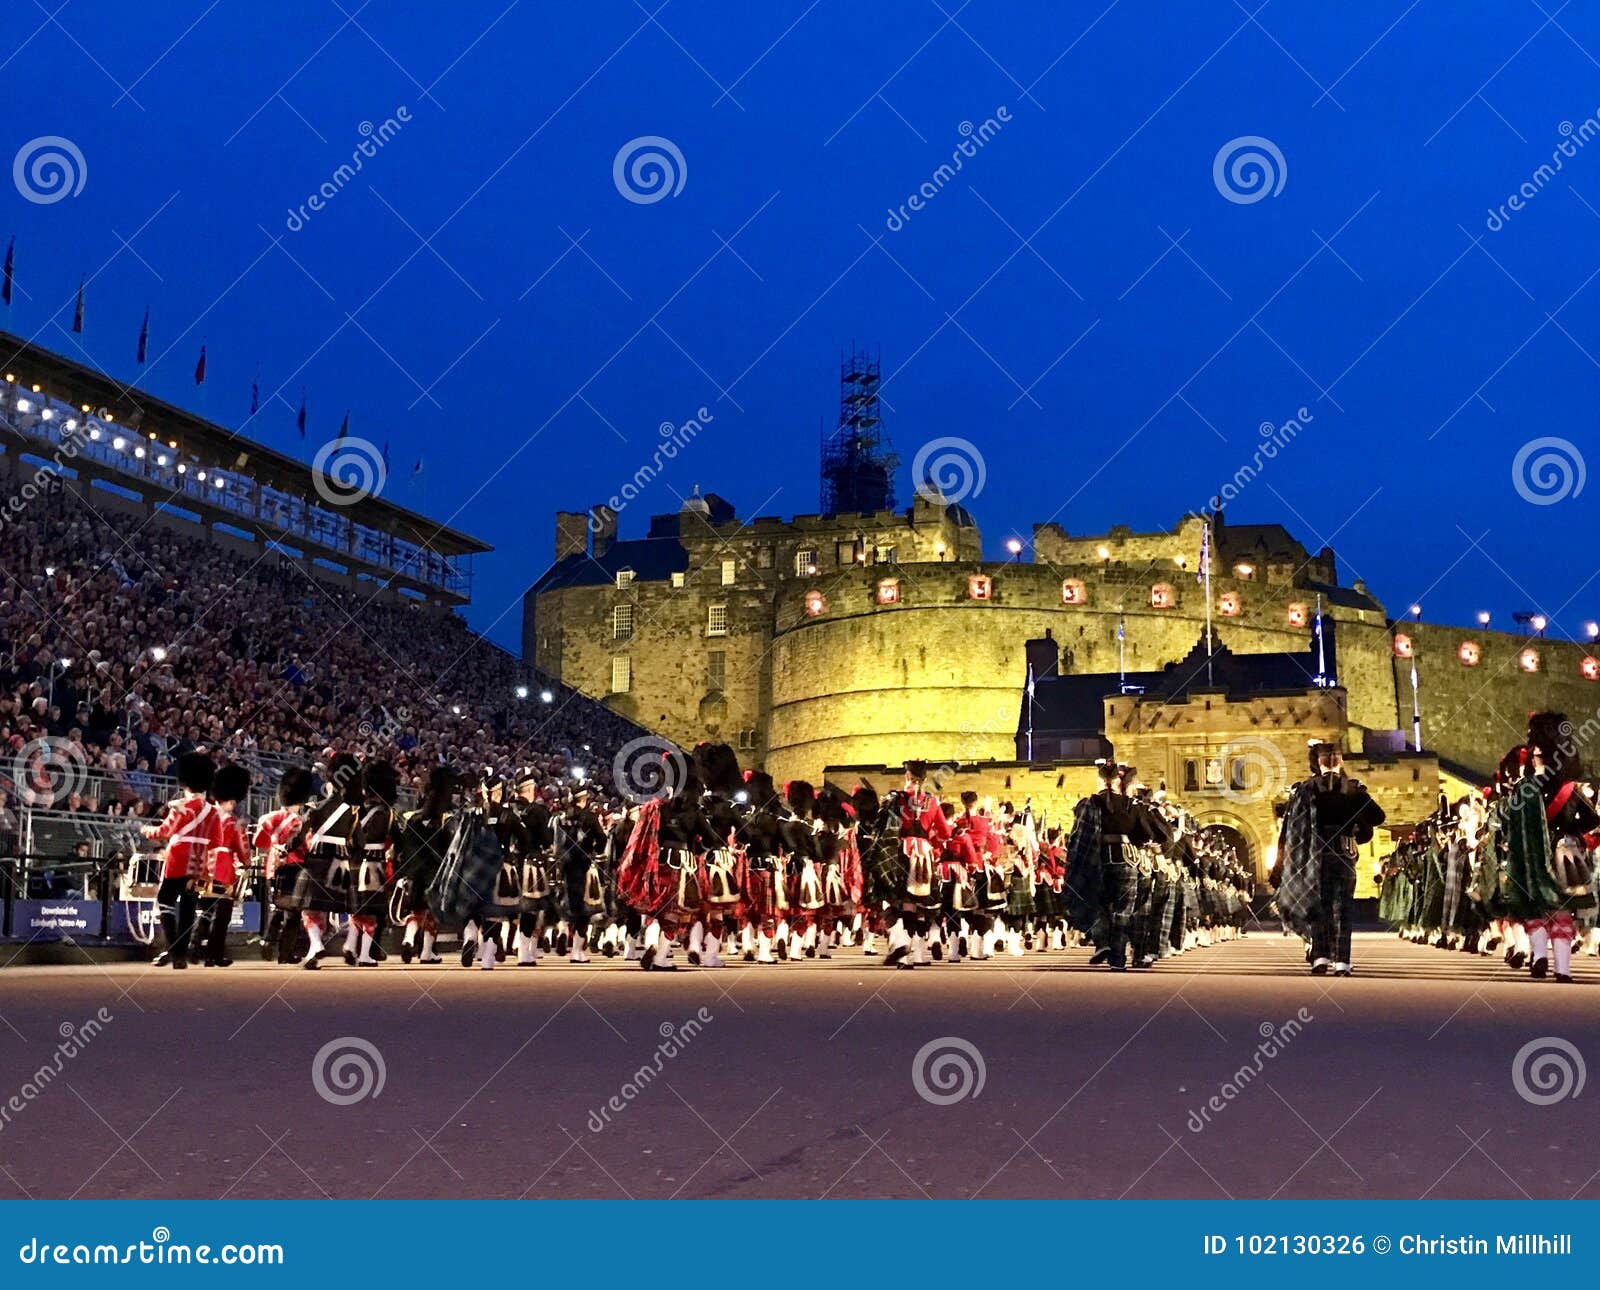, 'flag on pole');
249,365,260,415
296,389,307,438
1196,519,1210,584
1,238,13,307
136,308,149,364
72,278,84,333
193,345,207,385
